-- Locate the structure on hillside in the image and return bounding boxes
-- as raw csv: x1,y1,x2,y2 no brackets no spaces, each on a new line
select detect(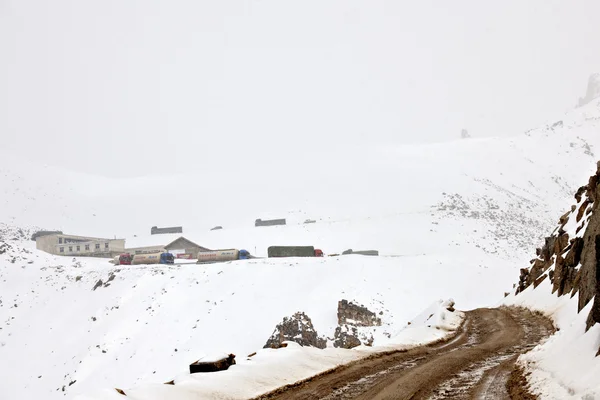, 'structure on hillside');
267,246,316,258
255,218,286,227
341,249,379,256
126,236,211,259
151,226,183,235
35,231,211,261
35,233,125,258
